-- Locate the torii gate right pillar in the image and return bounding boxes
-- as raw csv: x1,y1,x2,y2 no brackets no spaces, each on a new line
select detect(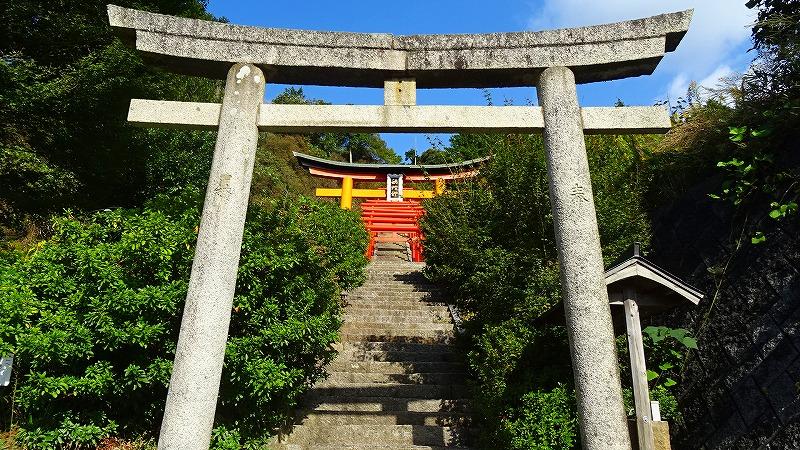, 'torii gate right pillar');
538,66,631,449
